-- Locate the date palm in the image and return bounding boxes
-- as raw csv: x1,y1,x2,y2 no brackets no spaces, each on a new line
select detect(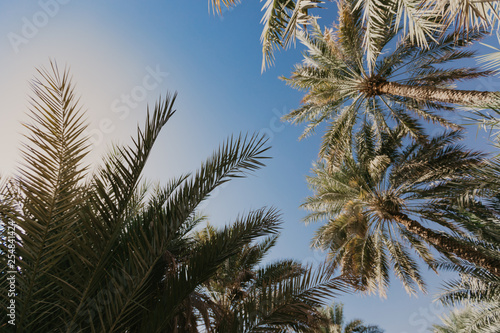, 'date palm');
311,302,384,333
302,124,500,296
0,63,294,332
0,63,355,332
358,0,500,86
282,0,499,160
